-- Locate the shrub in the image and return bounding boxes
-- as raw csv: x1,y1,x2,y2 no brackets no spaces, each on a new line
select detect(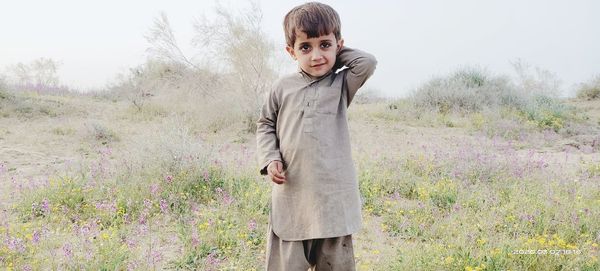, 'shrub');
109,3,277,134
107,60,187,111
410,64,586,136
88,122,120,145
192,2,276,133
576,75,600,100
427,178,458,210
0,88,10,101
0,91,78,119
0,74,7,94
410,66,520,114
518,95,572,132
411,62,565,114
